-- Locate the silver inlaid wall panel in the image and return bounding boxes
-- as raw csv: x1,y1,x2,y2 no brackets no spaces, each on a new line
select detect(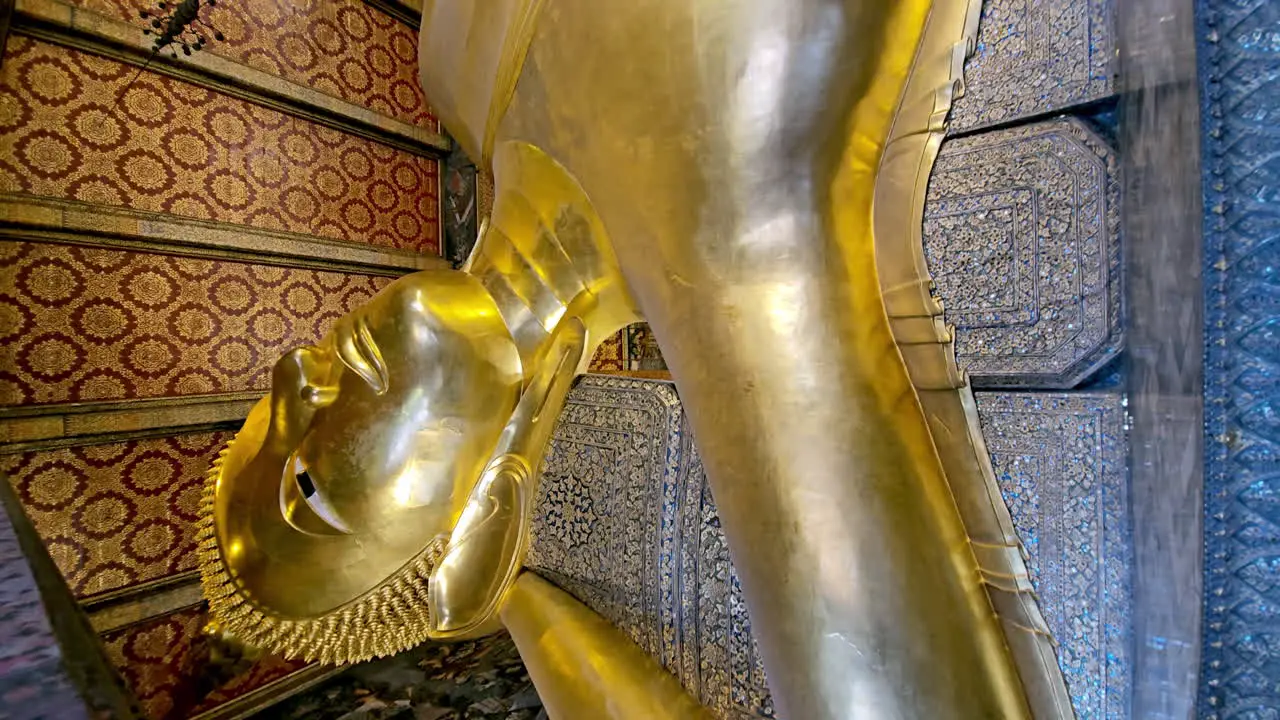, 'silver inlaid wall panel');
527,376,773,720
529,376,1132,720
925,117,1123,388
950,0,1116,133
978,391,1132,720
1198,0,1280,714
